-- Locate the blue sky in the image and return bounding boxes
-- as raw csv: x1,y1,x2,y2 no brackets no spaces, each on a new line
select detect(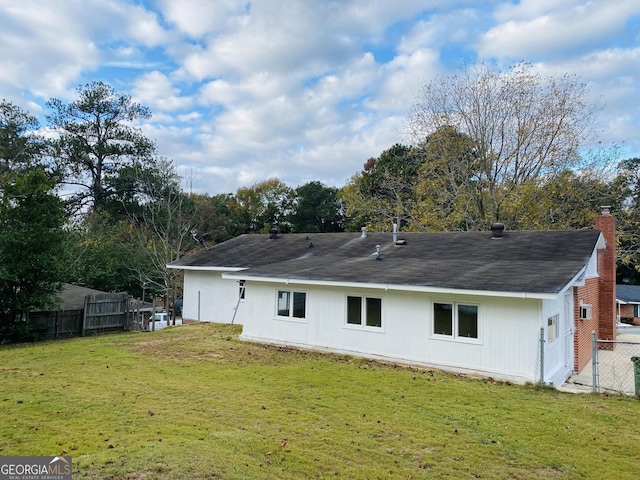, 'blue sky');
1,0,639,195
